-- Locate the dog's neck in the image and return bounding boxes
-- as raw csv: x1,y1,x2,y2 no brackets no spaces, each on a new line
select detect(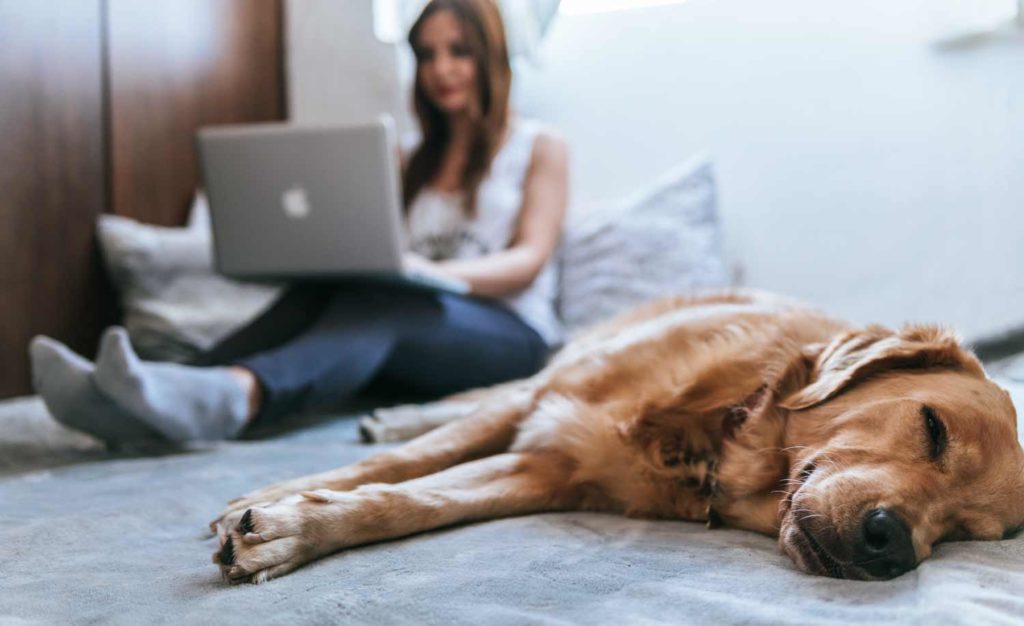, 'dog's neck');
702,385,792,536
632,384,793,535
627,325,827,533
